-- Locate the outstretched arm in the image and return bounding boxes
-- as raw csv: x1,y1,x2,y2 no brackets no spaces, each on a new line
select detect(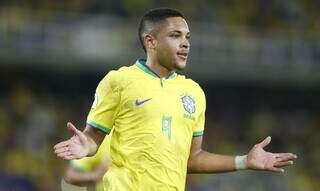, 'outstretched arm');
54,122,106,160
187,136,296,173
